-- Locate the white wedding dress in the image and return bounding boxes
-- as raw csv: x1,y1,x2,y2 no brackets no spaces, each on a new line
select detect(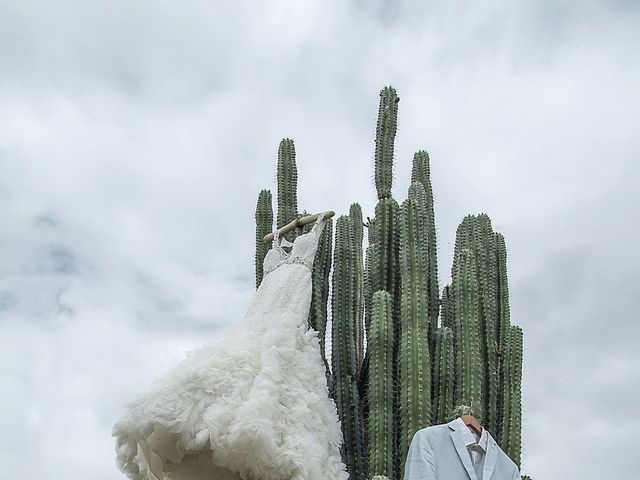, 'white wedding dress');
113,213,349,480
